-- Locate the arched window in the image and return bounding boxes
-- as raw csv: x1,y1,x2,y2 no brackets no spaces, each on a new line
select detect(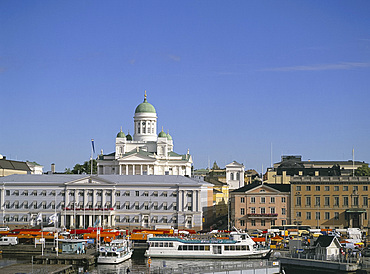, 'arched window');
230,173,234,180
236,172,240,180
